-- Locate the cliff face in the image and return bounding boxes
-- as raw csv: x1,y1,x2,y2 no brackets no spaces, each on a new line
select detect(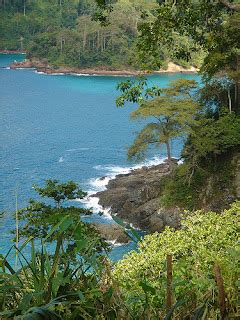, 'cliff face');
94,152,240,233
95,161,181,232
198,151,240,212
